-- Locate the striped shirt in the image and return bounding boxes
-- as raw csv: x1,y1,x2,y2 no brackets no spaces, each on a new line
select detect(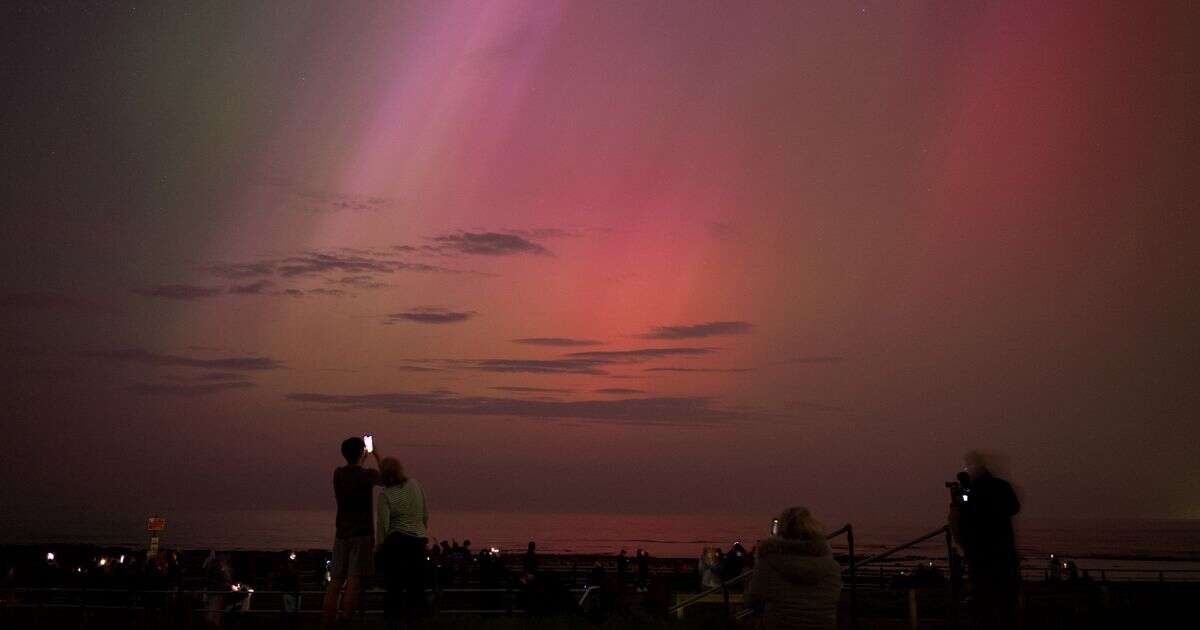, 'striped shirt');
376,478,428,540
